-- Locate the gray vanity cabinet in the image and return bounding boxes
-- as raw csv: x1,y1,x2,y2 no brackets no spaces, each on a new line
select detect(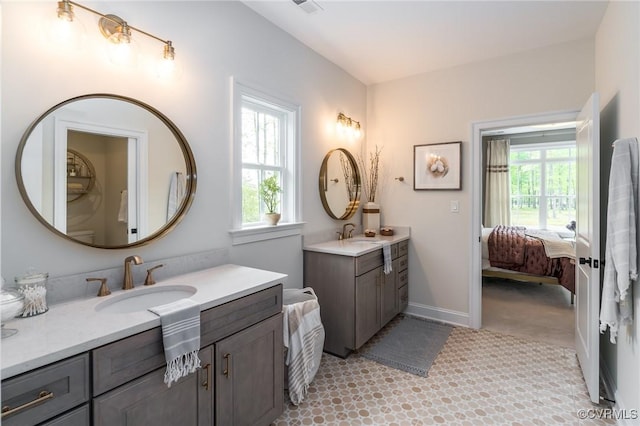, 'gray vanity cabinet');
381,263,399,326
0,353,90,426
91,283,283,426
355,267,382,349
93,311,284,426
215,313,284,426
93,346,213,426
304,240,409,358
396,253,409,312
41,404,90,426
